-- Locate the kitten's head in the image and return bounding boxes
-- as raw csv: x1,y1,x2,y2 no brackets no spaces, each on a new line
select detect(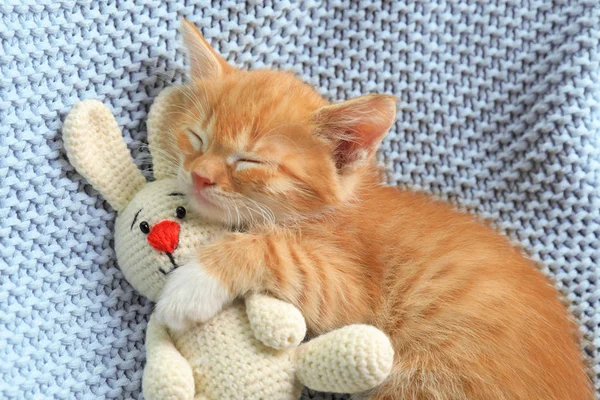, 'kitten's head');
170,20,396,227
